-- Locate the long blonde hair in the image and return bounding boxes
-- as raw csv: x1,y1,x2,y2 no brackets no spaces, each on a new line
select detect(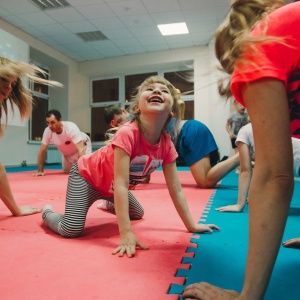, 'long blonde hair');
0,57,63,136
214,0,286,98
